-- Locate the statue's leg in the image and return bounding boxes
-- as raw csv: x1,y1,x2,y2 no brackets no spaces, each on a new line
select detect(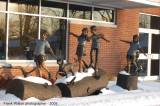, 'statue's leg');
94,48,100,79
55,72,59,79
127,60,131,73
89,48,94,67
36,62,42,77
70,67,75,76
132,60,138,72
78,56,82,72
34,55,42,77
82,62,88,72
41,61,53,80
64,71,68,78
95,48,99,70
